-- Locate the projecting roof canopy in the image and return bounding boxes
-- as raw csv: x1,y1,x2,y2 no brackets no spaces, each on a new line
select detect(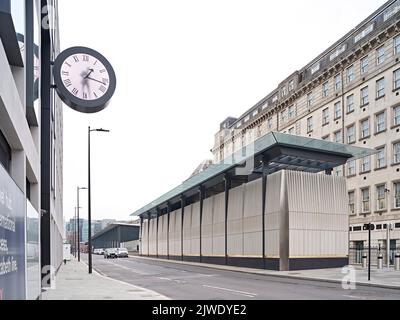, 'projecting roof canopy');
131,132,376,218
